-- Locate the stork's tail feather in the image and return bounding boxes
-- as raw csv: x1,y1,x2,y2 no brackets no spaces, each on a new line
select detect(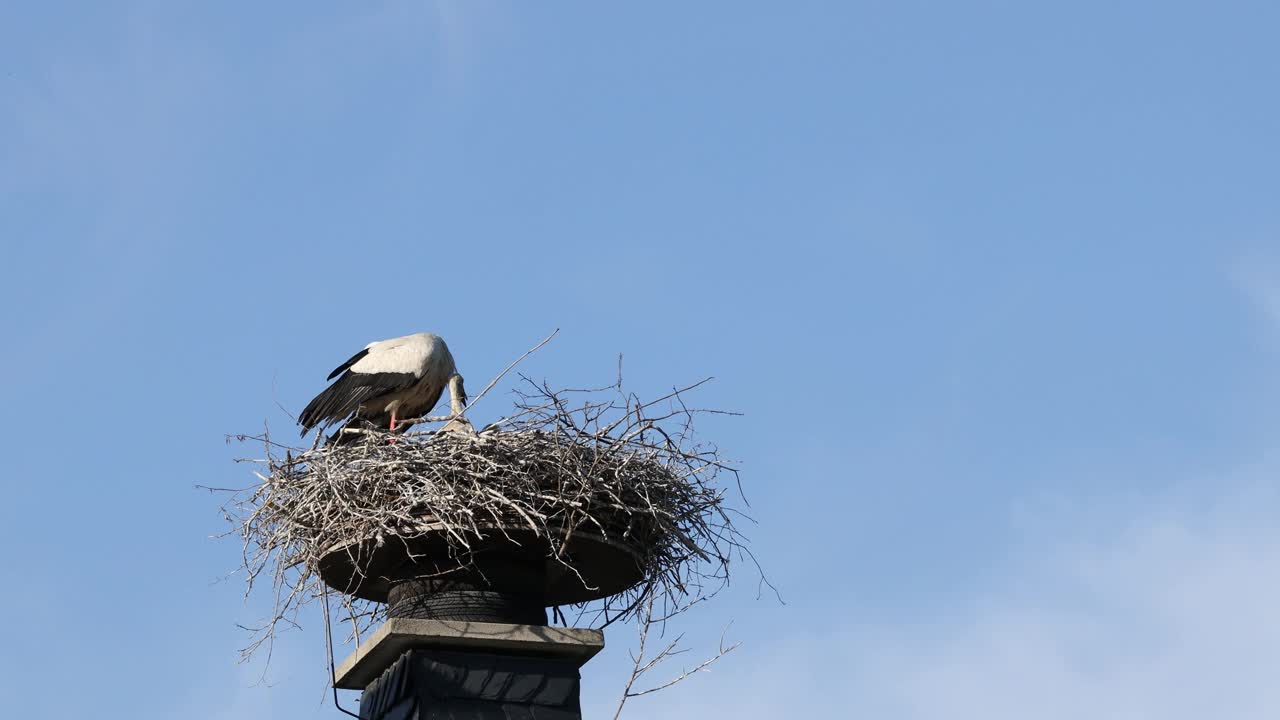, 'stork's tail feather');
297,385,338,436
